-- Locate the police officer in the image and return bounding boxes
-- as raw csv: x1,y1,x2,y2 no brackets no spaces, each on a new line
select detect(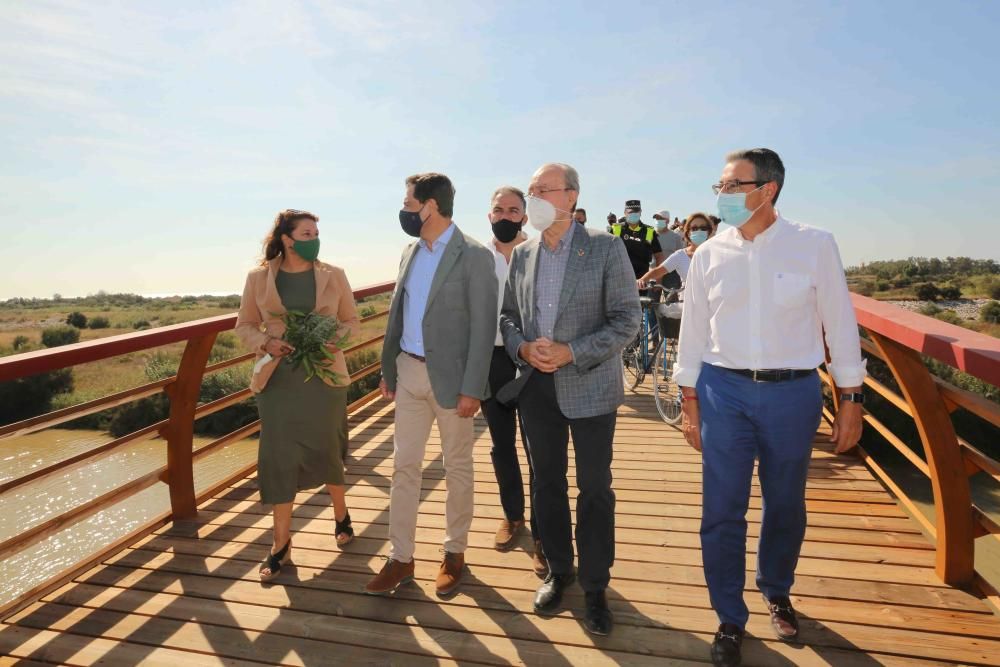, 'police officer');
609,200,665,285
